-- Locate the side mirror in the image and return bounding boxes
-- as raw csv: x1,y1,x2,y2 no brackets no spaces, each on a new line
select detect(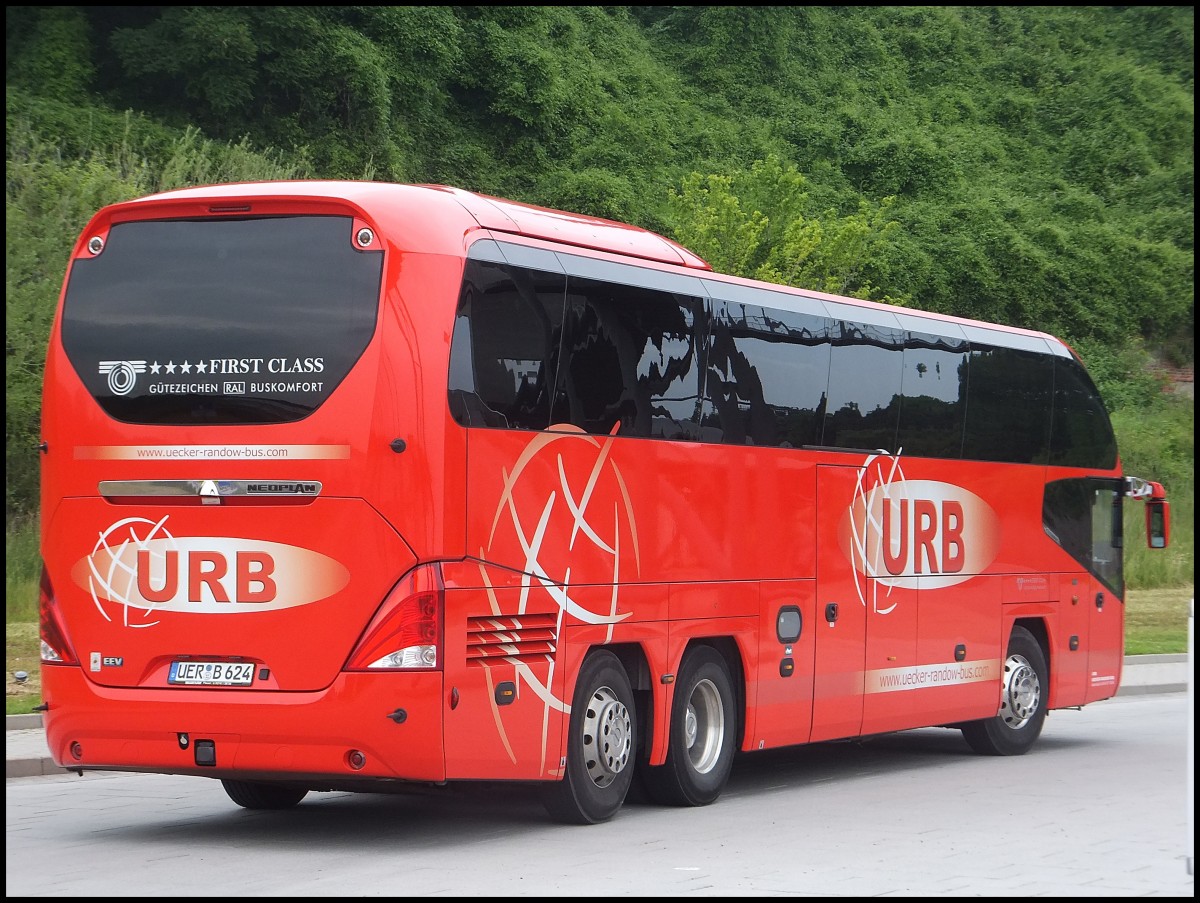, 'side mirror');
1145,499,1170,549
